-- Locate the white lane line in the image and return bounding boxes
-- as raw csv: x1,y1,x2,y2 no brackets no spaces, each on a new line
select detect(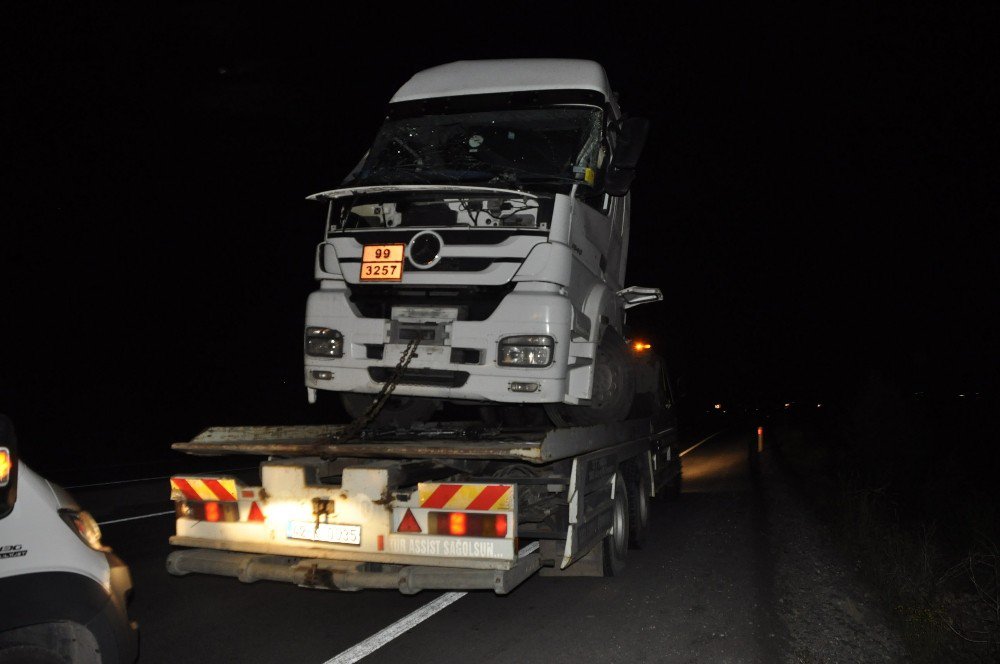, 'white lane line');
680,429,725,457
98,510,175,526
323,591,467,664
66,467,258,490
